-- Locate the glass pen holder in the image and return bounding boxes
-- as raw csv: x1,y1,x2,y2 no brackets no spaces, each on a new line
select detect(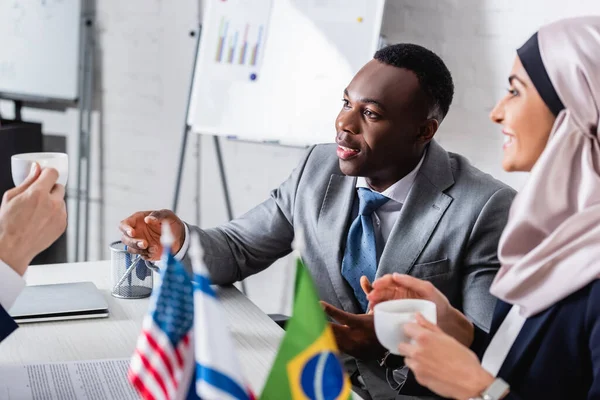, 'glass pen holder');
109,241,153,299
